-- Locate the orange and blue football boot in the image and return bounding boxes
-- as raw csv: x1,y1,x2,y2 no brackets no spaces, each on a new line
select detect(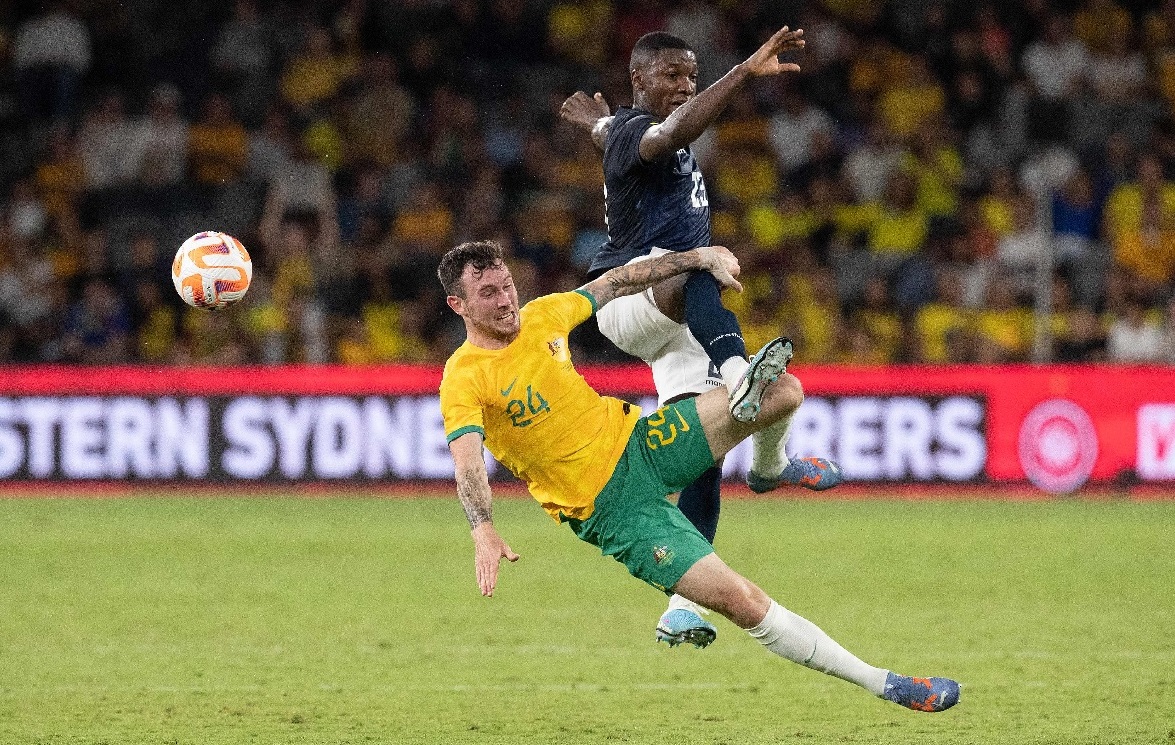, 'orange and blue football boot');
882,672,961,712
747,457,843,493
